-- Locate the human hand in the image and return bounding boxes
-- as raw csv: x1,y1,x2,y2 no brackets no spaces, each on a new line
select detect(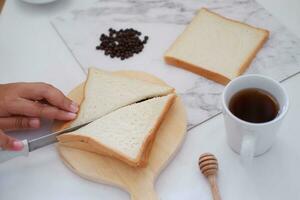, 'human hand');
0,82,79,150
0,129,24,151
